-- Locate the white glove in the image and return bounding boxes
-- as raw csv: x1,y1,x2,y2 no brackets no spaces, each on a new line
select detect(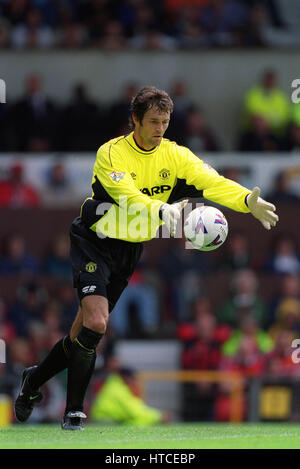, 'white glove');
247,186,279,230
160,199,189,237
